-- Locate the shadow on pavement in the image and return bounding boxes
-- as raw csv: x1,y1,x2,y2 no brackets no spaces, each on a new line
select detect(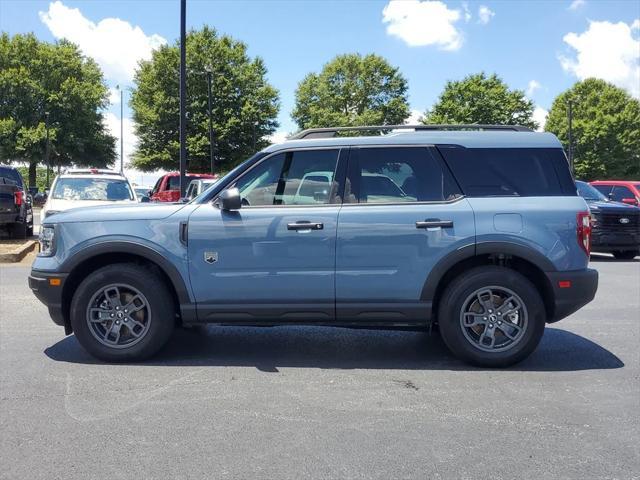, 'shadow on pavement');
590,253,638,263
45,326,624,372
